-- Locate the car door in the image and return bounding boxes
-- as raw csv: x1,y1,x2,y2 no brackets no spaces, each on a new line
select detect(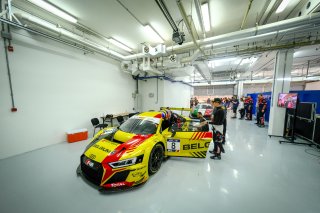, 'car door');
162,120,212,158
